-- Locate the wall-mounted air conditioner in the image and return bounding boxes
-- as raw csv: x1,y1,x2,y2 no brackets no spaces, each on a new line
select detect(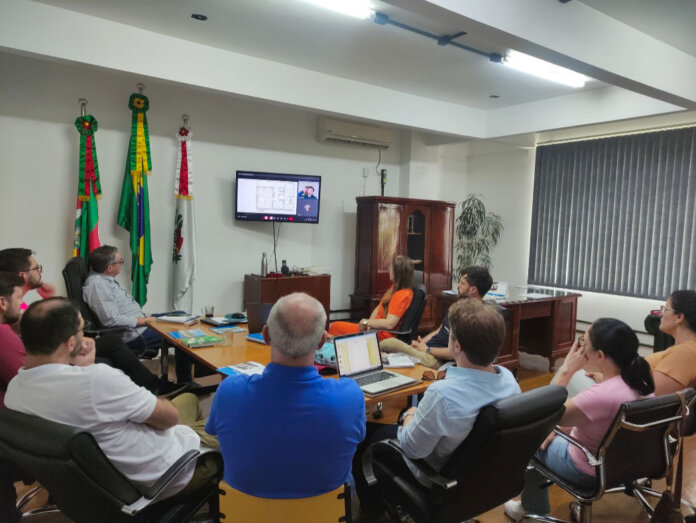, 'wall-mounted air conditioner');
318,117,393,149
